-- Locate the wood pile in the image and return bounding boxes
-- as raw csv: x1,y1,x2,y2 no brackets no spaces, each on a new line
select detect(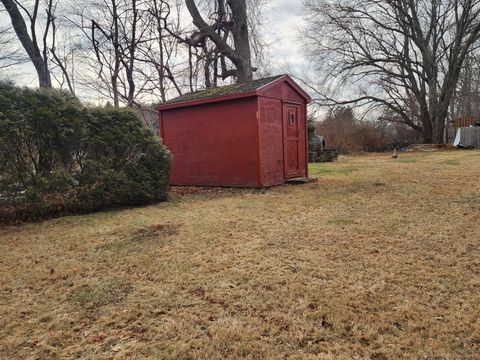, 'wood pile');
309,147,339,162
